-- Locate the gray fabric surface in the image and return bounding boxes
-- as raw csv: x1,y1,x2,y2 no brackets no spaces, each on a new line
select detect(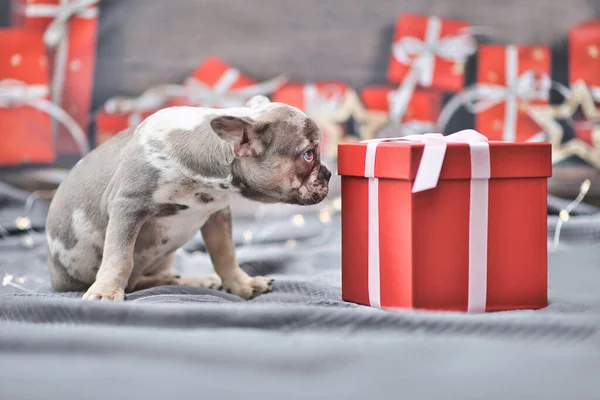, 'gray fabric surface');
1,182,600,399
